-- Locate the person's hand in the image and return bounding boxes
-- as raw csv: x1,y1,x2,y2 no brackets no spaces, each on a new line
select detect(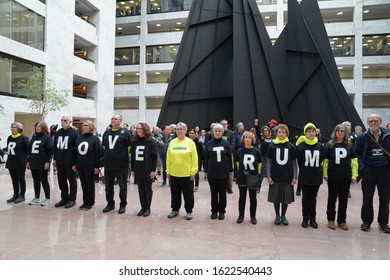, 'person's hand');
26,162,30,170
291,179,297,185
94,168,99,175
254,119,259,125
190,175,195,181
44,162,50,170
204,173,208,181
52,160,57,168
351,179,357,184
72,165,77,172
268,177,274,185
149,171,156,179
324,177,328,182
